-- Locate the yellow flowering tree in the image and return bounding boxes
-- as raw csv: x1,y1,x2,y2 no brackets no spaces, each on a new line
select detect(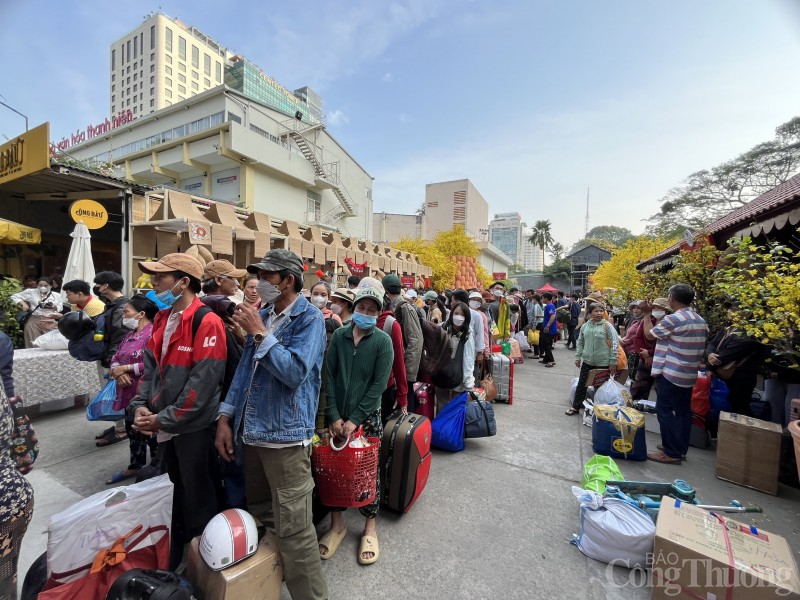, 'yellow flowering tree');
396,225,486,290
590,236,676,306
713,235,800,365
